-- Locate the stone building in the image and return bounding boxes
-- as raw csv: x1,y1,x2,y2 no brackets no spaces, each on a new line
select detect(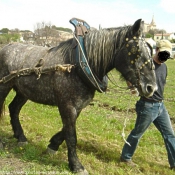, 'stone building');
144,15,156,33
